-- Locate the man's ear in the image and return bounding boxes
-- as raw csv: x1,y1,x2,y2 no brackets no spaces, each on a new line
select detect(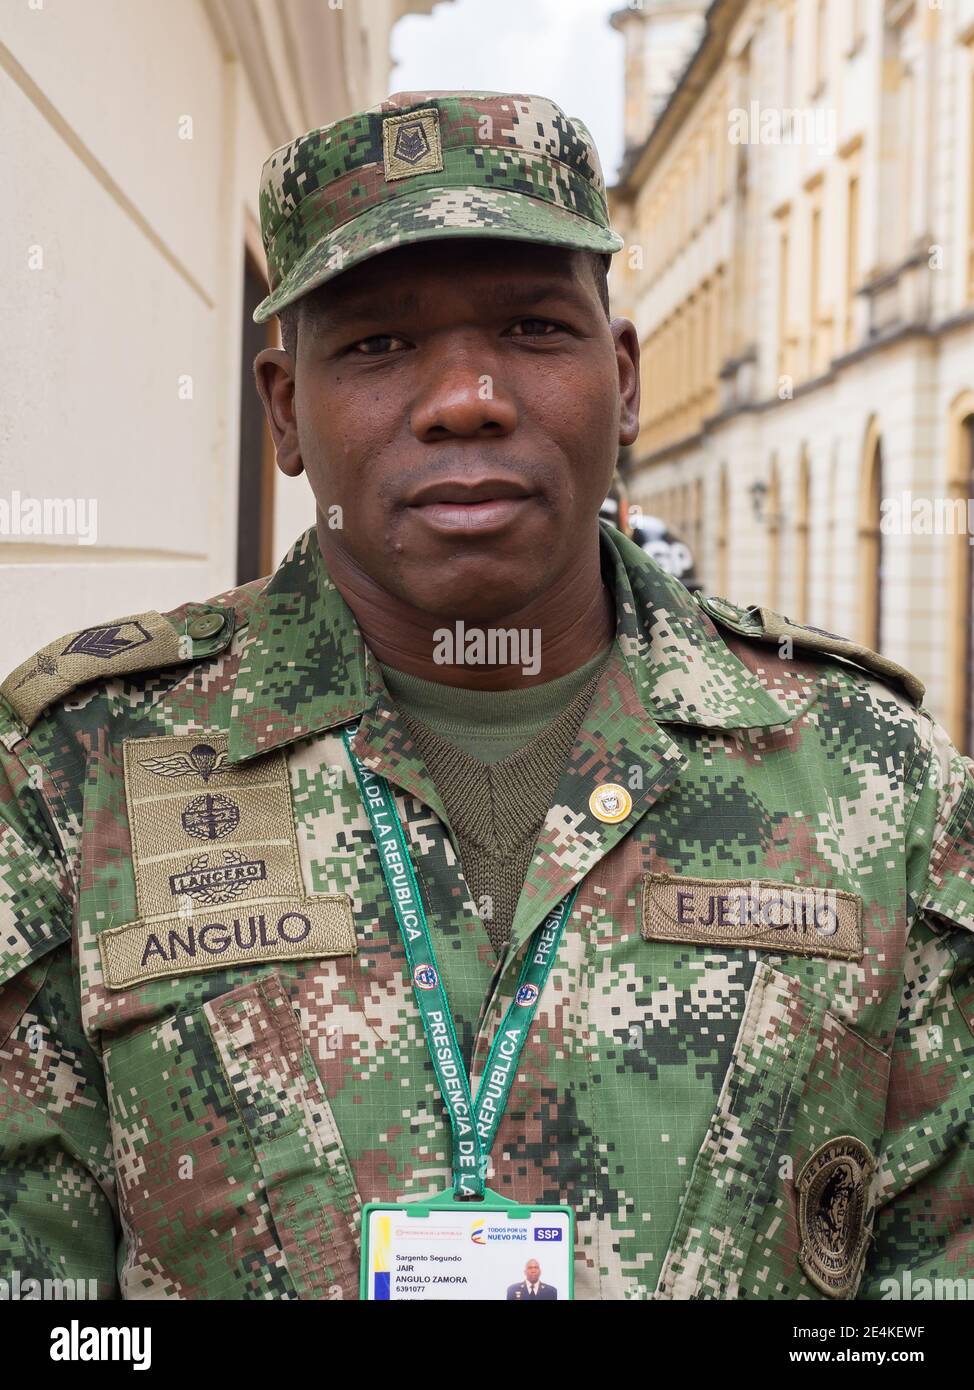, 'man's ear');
611,318,641,447
254,348,304,477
